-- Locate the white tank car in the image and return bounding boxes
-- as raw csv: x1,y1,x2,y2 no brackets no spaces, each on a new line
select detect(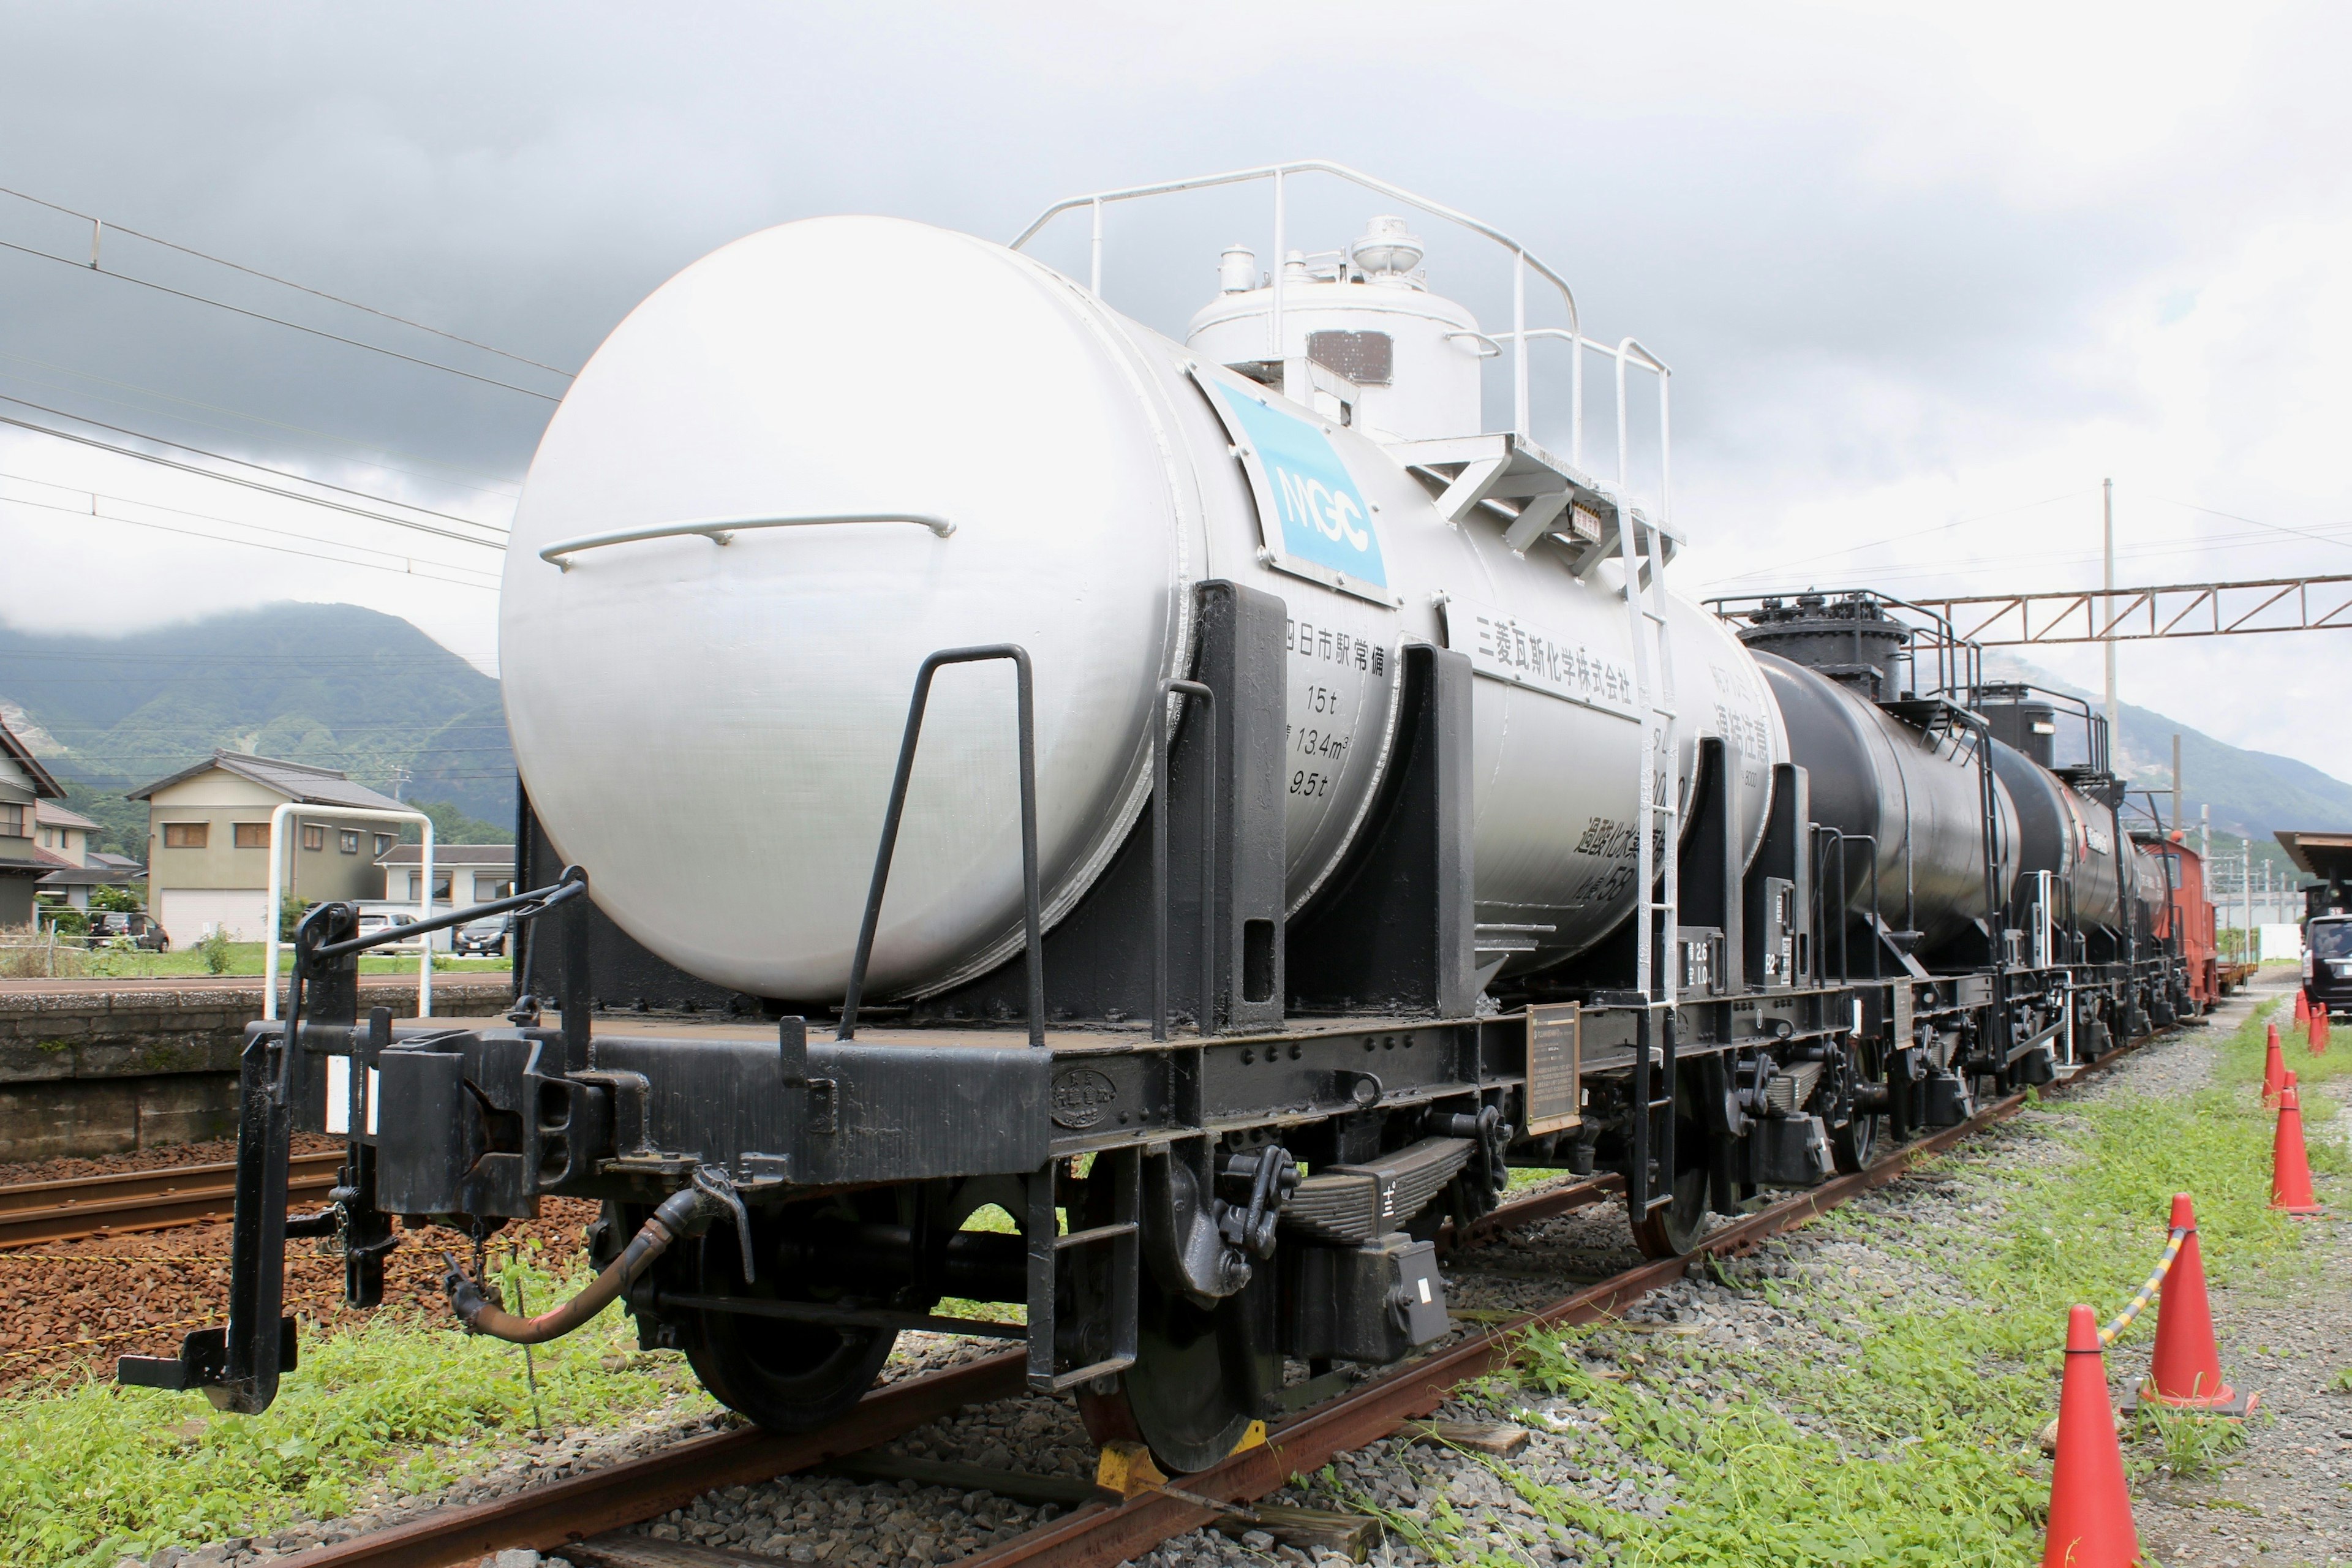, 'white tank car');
500,207,1787,1000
